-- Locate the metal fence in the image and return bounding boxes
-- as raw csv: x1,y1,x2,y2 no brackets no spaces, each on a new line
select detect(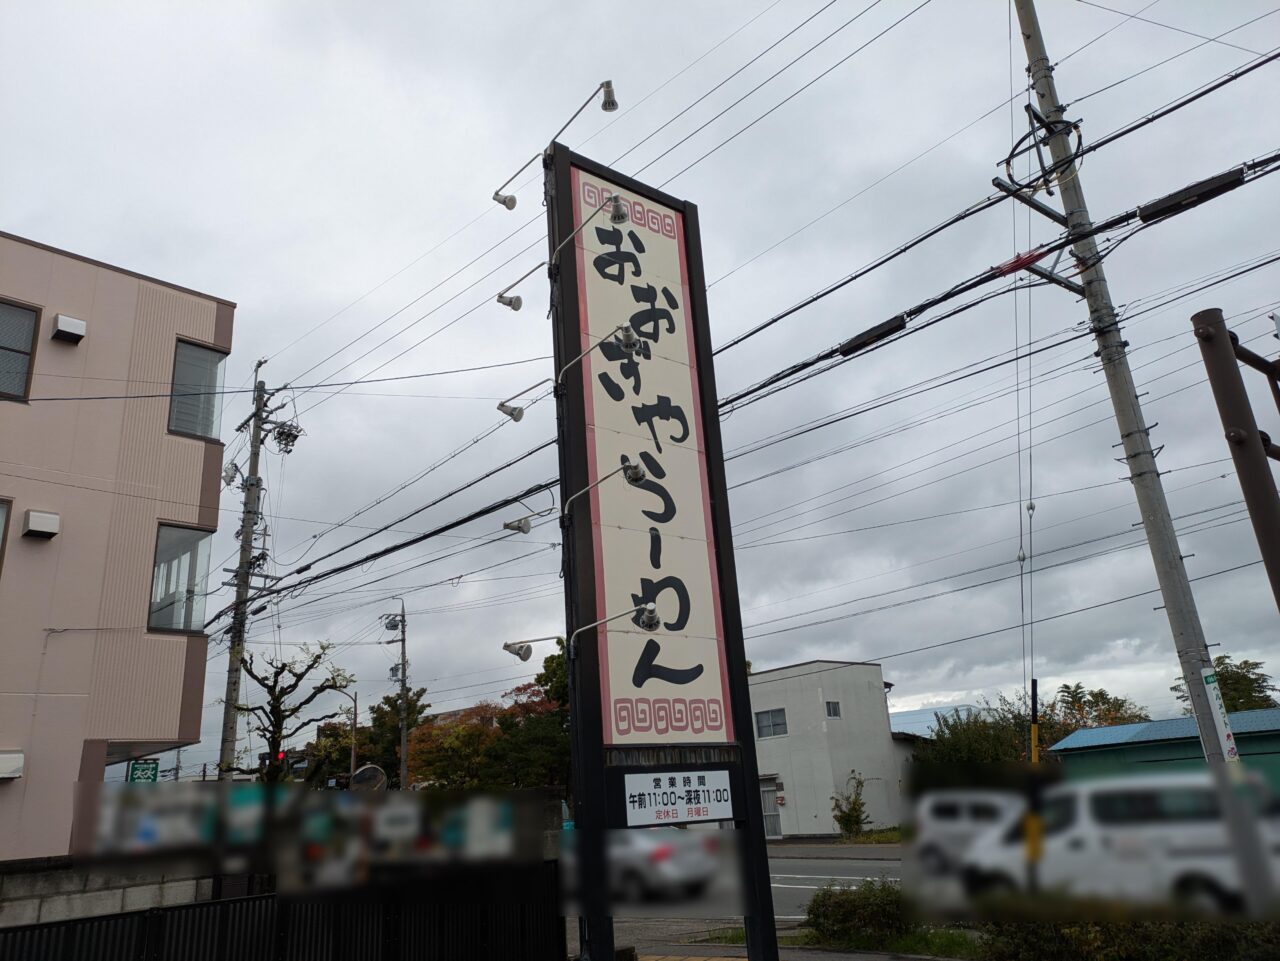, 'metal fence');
0,862,565,961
